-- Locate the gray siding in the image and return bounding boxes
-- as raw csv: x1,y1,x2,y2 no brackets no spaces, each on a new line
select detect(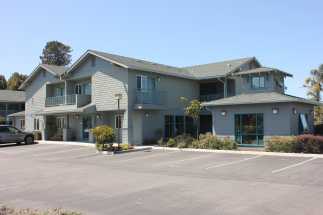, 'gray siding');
211,102,314,137
127,70,199,144
234,73,284,95
25,69,59,133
